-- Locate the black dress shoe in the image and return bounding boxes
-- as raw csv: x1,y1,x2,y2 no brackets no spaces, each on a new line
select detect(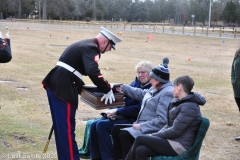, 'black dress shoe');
235,136,240,141
91,158,102,160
